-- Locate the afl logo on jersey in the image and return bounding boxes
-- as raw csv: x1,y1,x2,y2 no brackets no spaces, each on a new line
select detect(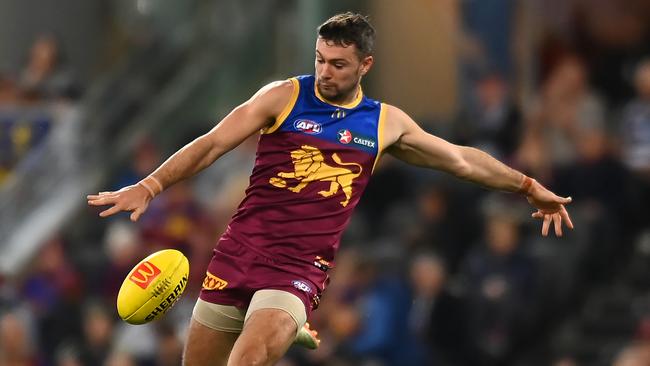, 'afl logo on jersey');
338,129,352,144
294,119,322,135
